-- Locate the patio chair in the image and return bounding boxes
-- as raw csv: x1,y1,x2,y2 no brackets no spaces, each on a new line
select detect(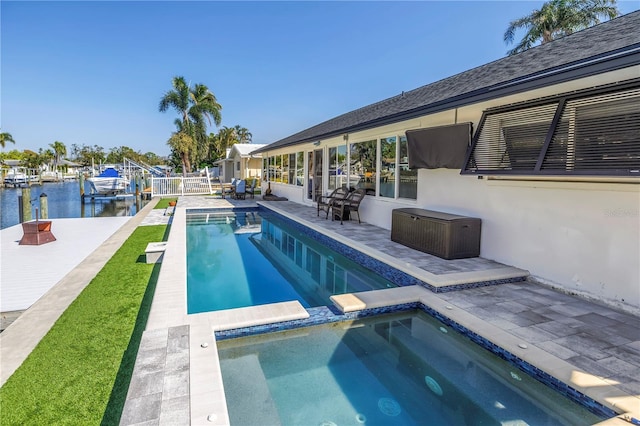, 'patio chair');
234,179,246,199
331,188,366,224
247,179,257,199
224,178,237,198
317,187,349,219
